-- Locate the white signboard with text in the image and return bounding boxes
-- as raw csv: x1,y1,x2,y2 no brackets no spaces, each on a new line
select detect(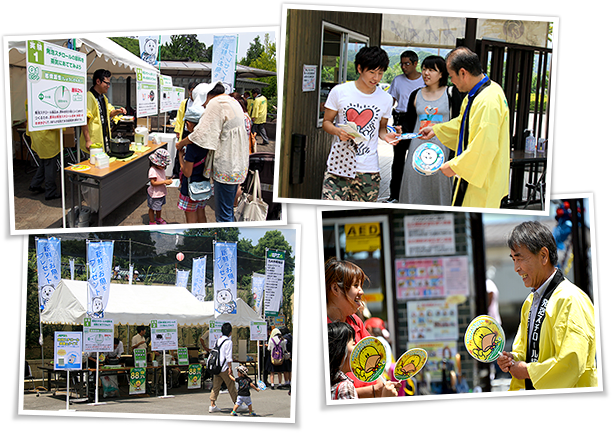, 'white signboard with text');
150,319,178,351
26,40,87,131
136,67,158,117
